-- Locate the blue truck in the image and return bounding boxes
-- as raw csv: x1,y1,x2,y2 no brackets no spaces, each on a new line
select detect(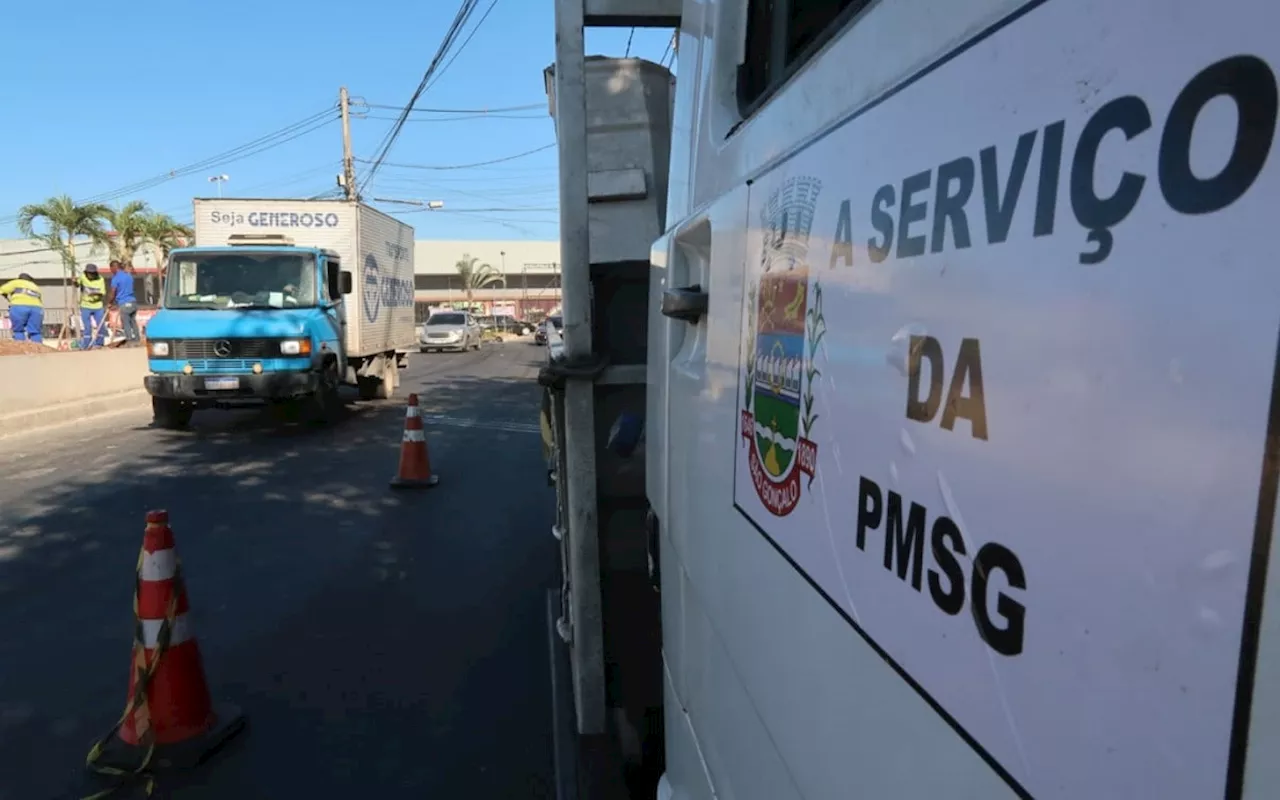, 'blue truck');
142,199,417,428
